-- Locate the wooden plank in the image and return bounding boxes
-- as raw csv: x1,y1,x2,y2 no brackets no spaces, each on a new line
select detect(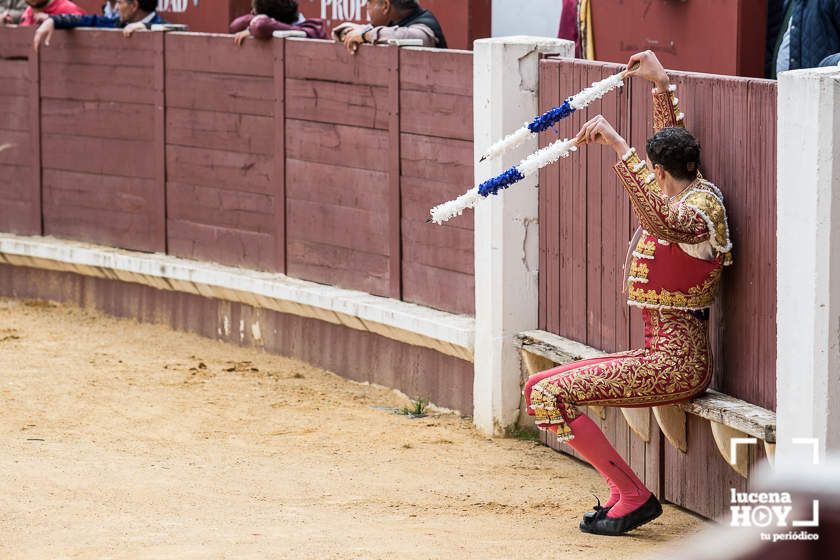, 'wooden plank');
286,239,391,297
402,261,475,316
167,219,275,271
400,90,473,141
167,182,276,234
286,198,390,255
665,414,747,519
561,62,588,342
0,130,32,166
28,46,41,235
165,32,274,77
286,159,389,211
388,44,401,301
41,98,155,141
401,219,473,275
166,108,273,154
286,119,389,171
681,390,776,442
585,64,605,349
514,329,609,363
399,49,473,96
401,176,473,231
165,70,274,116
150,33,168,253
400,133,472,185
273,38,286,274
285,38,391,87
0,96,29,131
0,199,35,234
166,145,274,194
0,164,32,201
42,134,154,178
539,59,561,333
40,28,158,66
40,62,155,104
286,79,389,130
42,202,161,253
0,163,36,235
43,169,157,214
0,26,32,58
